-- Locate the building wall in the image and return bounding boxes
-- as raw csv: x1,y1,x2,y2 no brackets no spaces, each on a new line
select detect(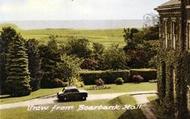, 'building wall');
158,6,190,119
